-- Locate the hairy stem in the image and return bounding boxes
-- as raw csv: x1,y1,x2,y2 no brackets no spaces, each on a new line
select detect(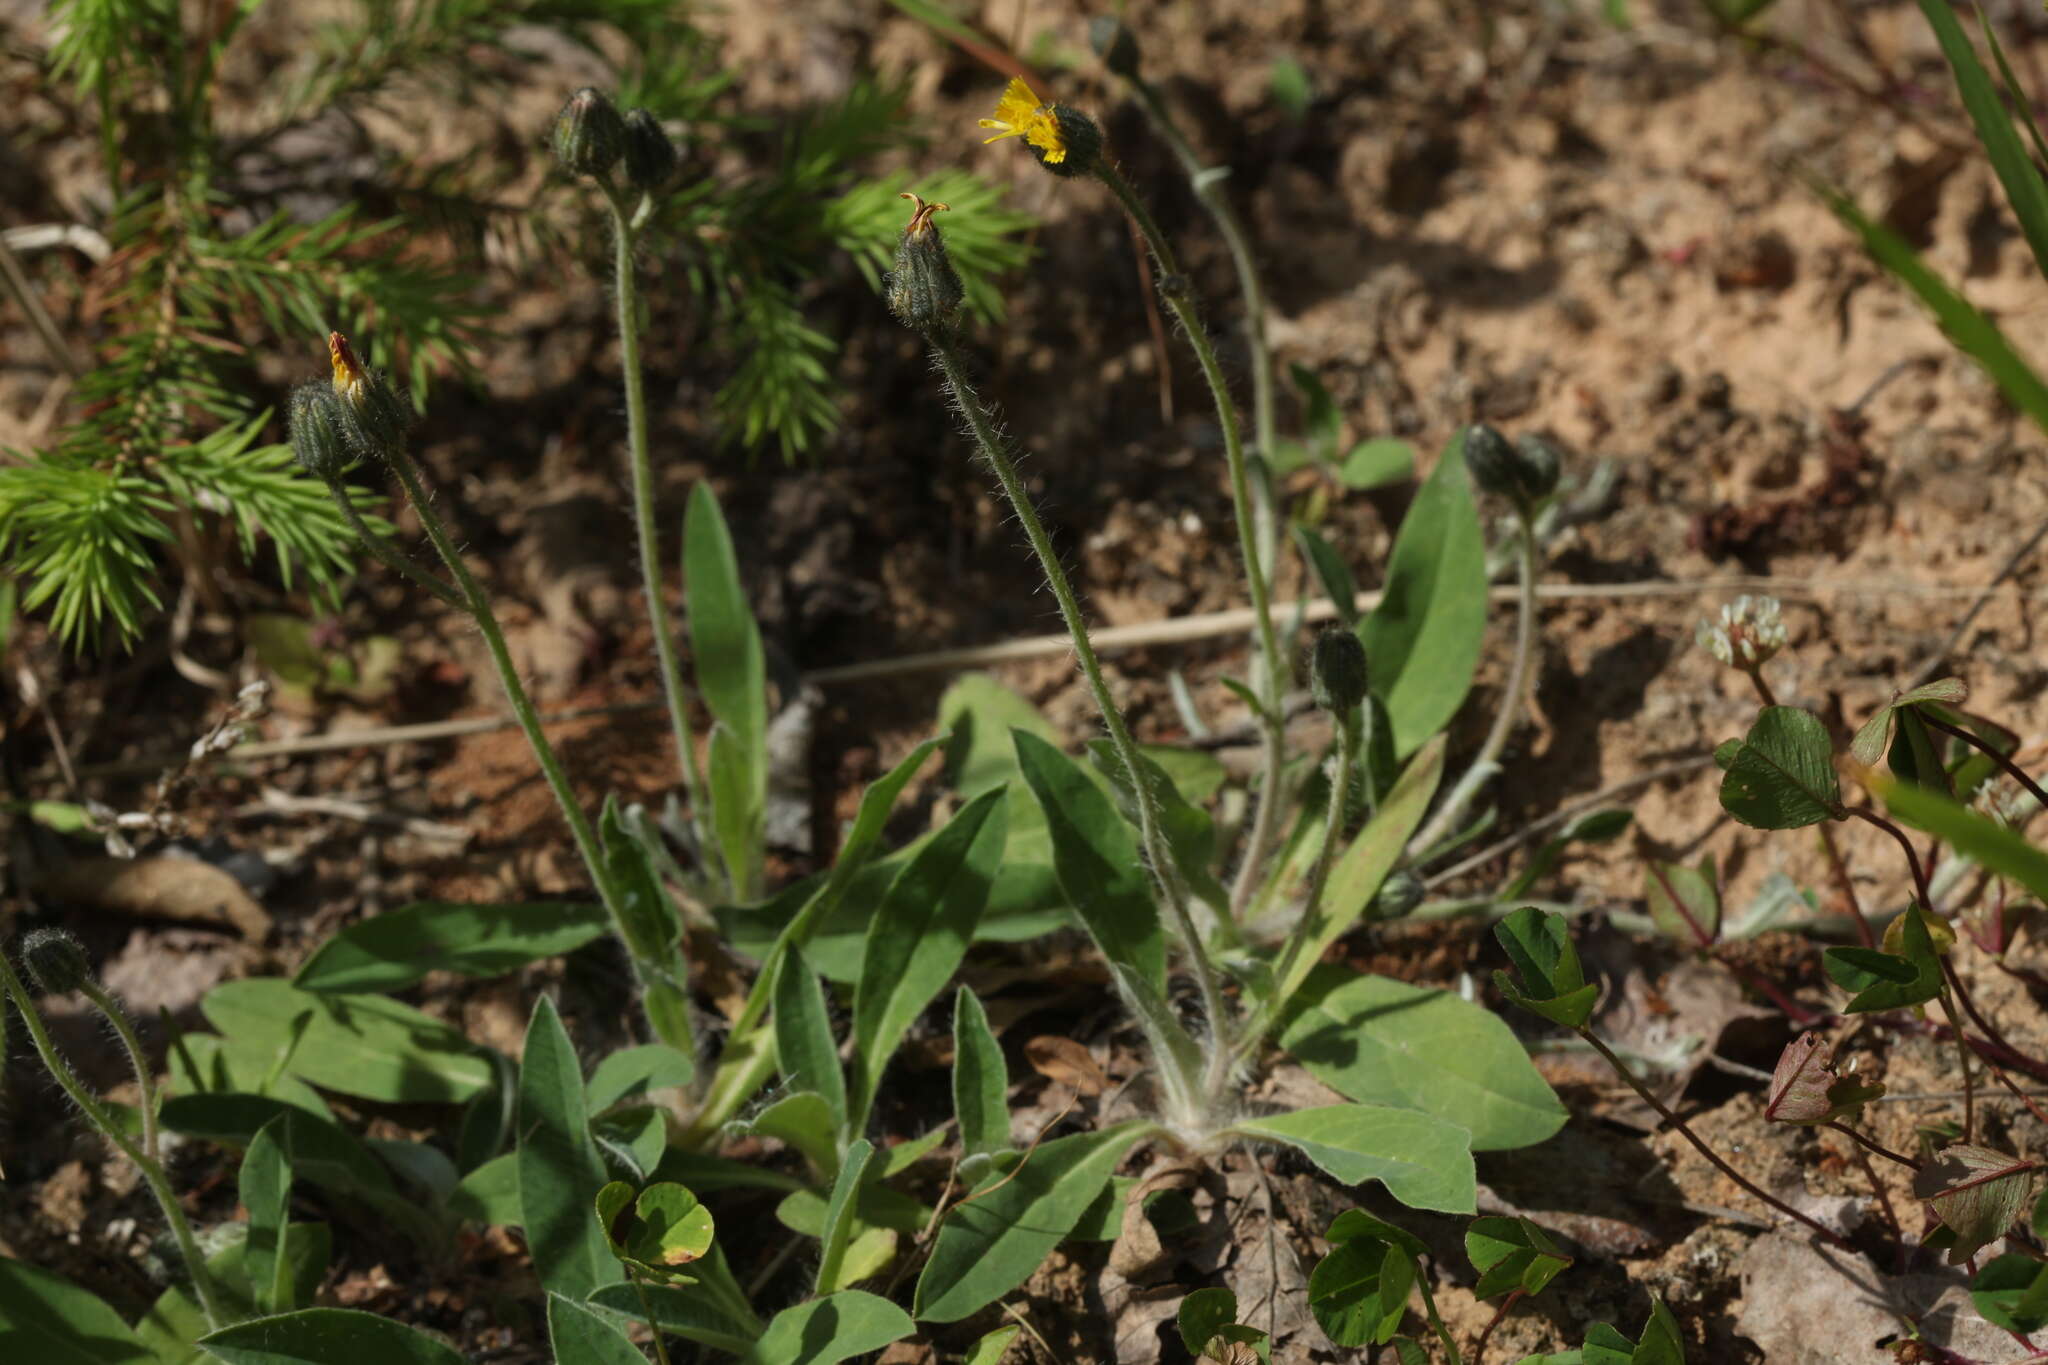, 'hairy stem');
601,184,719,893
1125,76,1277,559
381,443,692,1056
1091,160,1290,920
1410,503,1539,859
325,480,463,609
78,978,158,1164
1579,1028,1850,1247
0,956,227,1328
928,337,1226,1103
